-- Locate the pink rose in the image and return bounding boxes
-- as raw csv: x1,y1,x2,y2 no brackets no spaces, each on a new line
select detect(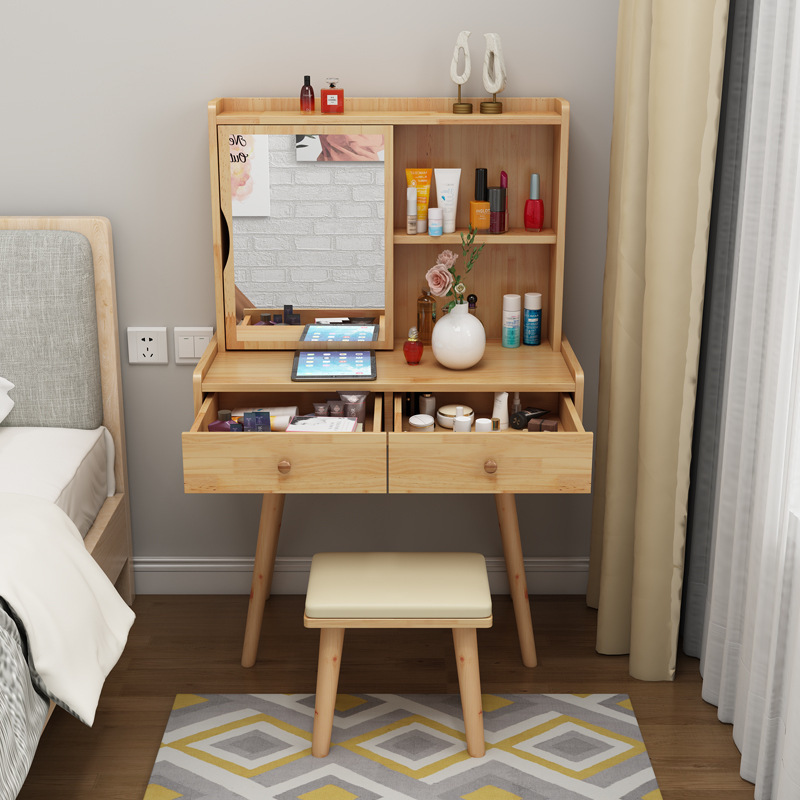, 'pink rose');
426,263,454,297
436,249,458,268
